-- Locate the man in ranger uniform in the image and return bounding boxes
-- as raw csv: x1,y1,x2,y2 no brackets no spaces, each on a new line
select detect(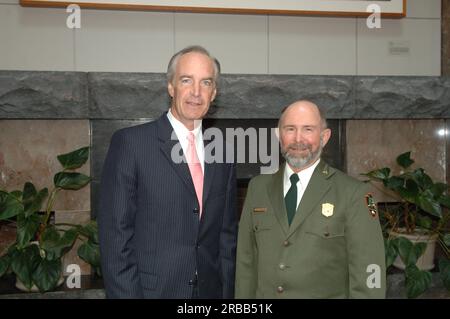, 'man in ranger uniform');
235,100,386,298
